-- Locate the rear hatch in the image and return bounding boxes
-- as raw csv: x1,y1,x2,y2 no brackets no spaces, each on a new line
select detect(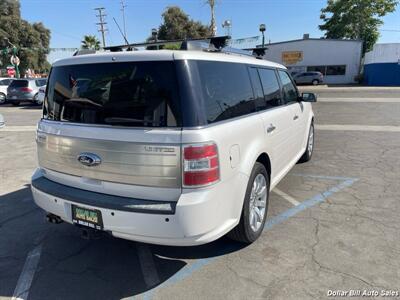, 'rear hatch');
7,79,32,98
37,57,183,200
